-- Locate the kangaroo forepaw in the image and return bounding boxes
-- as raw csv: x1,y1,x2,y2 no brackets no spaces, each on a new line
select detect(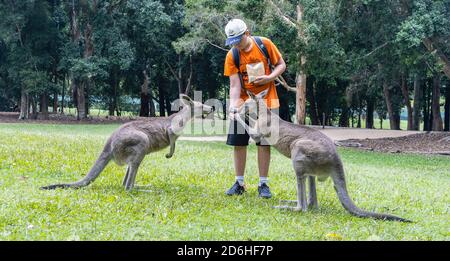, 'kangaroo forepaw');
278,200,298,206
165,153,173,158
308,201,318,210
273,205,304,212
274,199,308,212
